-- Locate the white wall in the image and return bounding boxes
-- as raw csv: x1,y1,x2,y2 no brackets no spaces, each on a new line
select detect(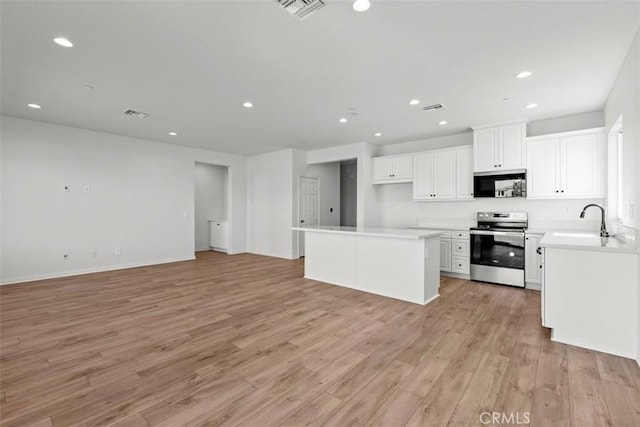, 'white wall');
605,29,640,231
375,183,603,230
377,132,473,157
194,162,227,251
1,116,247,284
246,149,295,259
604,25,640,364
527,111,604,137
